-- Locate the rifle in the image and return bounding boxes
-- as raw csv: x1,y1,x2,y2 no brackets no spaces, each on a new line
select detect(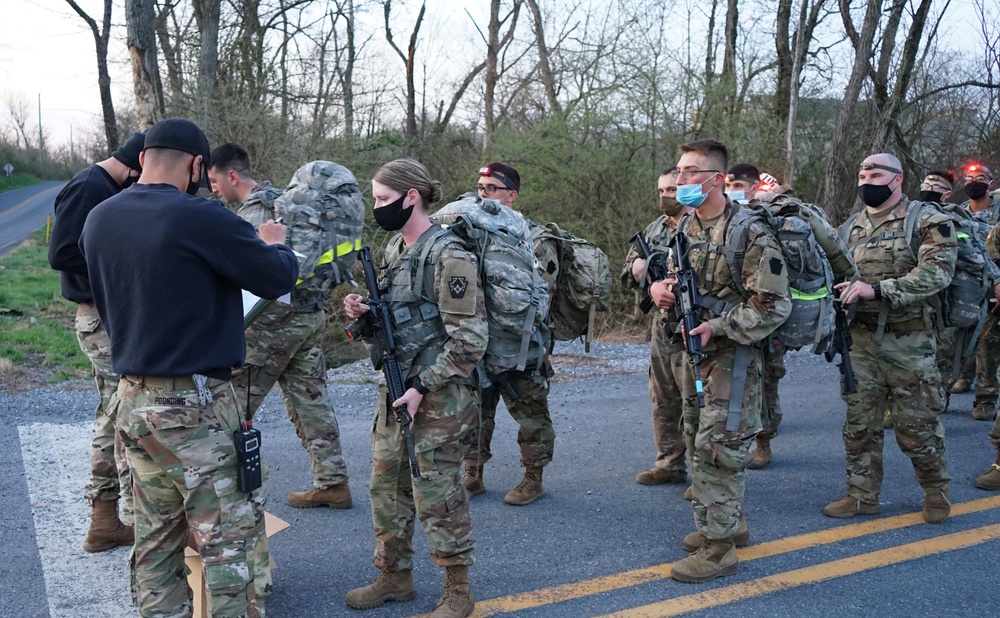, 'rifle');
823,297,857,396
629,231,670,314
344,246,421,478
666,231,706,408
